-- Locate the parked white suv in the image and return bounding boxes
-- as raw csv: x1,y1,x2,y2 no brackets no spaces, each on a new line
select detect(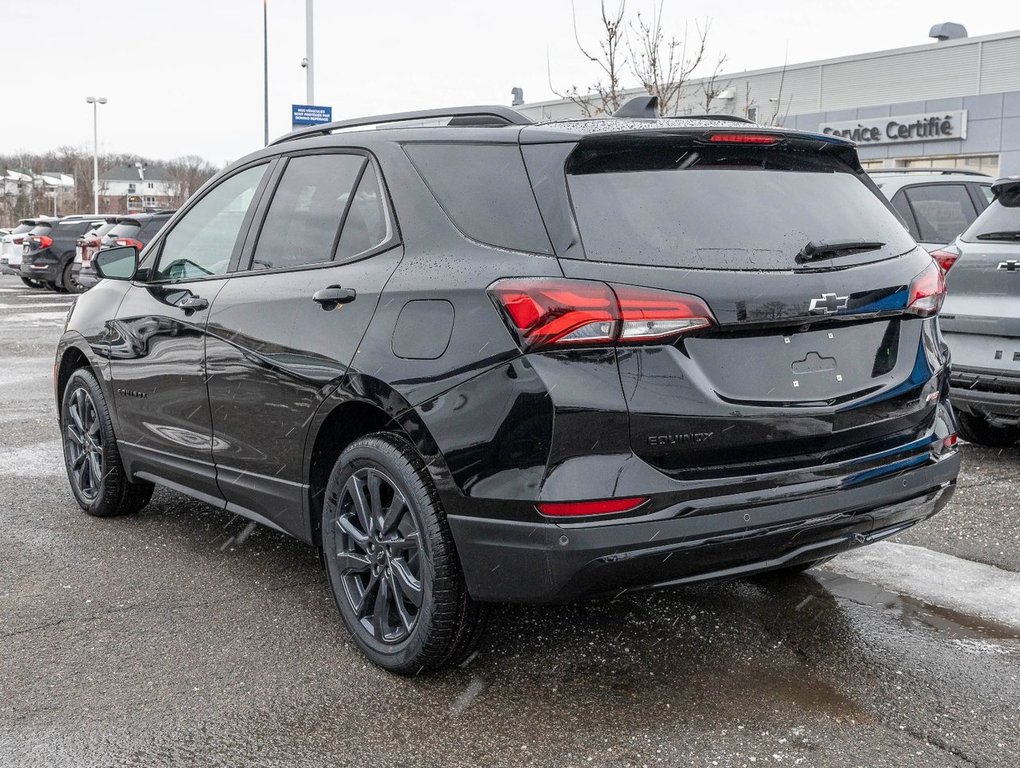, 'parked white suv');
0,218,47,287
